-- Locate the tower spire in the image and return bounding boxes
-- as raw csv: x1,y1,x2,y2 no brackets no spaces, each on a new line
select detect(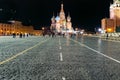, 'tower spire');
67,12,71,22
67,12,70,18
60,2,64,12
